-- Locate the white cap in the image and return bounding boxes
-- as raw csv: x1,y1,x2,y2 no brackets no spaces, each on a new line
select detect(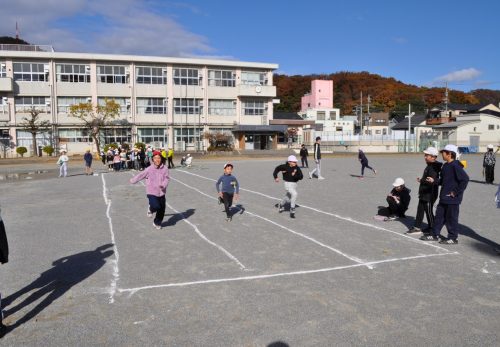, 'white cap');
392,177,405,187
487,144,494,149
287,155,298,162
423,147,438,156
440,144,458,154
